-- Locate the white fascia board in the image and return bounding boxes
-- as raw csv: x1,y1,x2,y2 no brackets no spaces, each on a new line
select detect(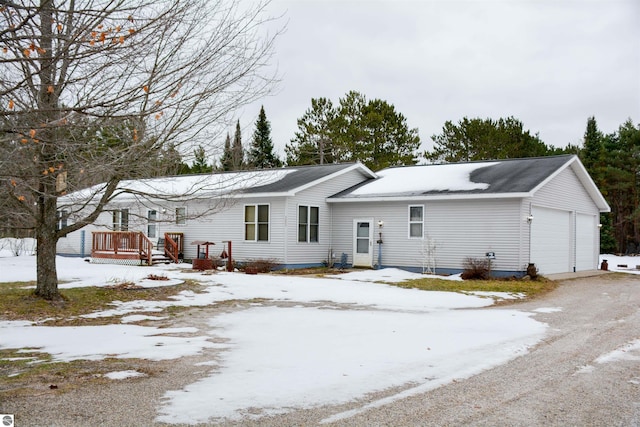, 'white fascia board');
567,157,610,212
326,192,532,203
230,191,294,199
